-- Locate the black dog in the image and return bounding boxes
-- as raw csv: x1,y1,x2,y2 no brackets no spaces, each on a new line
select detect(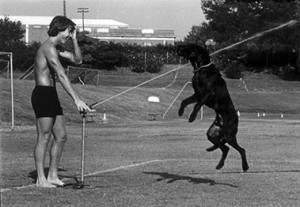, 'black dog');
177,44,249,172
